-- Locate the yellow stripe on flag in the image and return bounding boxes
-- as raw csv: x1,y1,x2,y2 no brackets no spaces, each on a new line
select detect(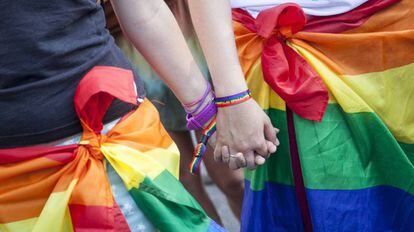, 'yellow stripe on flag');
291,43,373,114
101,143,179,190
292,42,414,143
0,218,37,232
342,63,414,143
32,180,76,232
142,143,180,178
